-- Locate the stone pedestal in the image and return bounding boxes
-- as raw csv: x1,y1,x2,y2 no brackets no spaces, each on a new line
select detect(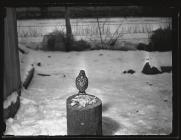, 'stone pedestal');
66,94,102,135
